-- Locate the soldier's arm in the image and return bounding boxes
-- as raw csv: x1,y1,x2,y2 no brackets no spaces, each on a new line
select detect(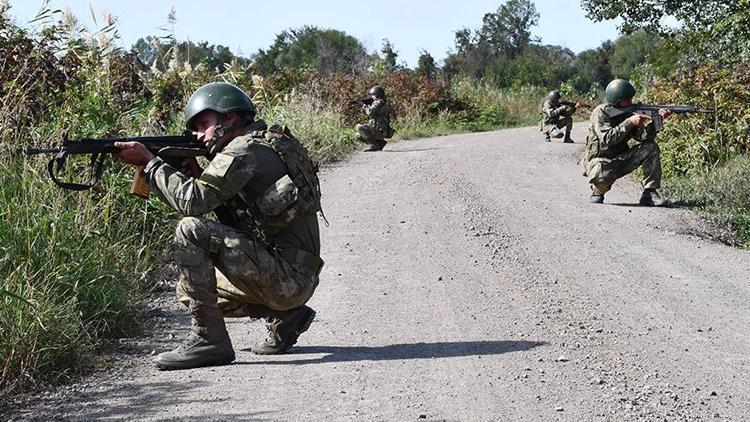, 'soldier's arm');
365,99,384,117
542,101,555,118
144,152,256,216
591,108,636,148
